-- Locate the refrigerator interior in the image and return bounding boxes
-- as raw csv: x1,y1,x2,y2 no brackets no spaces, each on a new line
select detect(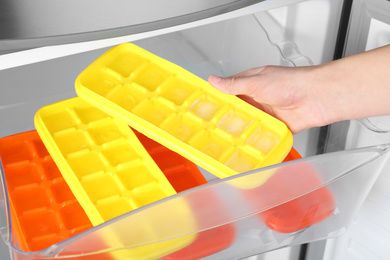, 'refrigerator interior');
0,0,374,259
307,0,390,259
